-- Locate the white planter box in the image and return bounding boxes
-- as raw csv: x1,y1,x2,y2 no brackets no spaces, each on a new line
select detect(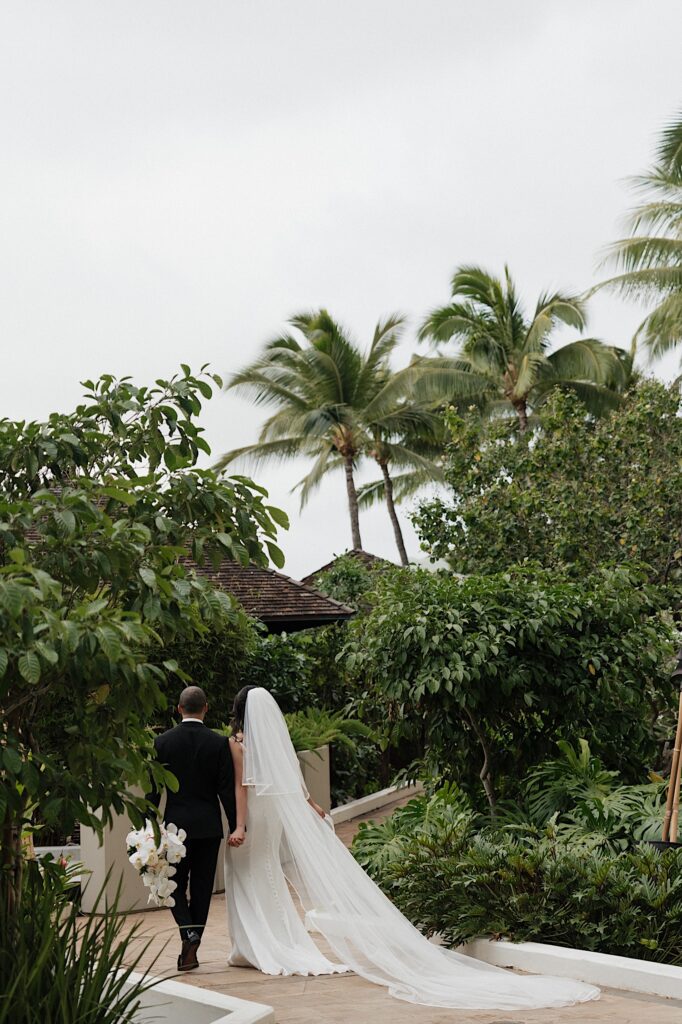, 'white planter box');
297,744,331,812
331,781,424,824
126,972,273,1023
462,938,682,1001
